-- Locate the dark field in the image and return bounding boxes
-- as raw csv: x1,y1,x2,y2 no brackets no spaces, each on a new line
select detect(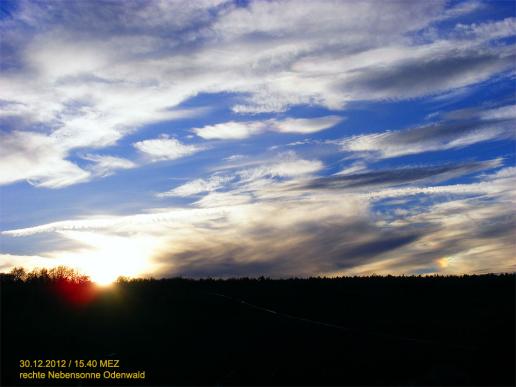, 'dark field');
1,273,515,386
